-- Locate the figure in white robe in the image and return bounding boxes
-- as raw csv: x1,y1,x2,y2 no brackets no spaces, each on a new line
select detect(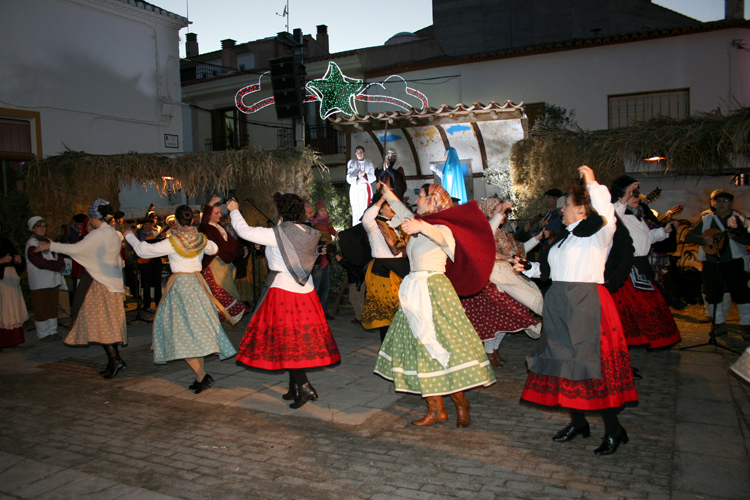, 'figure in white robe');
346,146,376,226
